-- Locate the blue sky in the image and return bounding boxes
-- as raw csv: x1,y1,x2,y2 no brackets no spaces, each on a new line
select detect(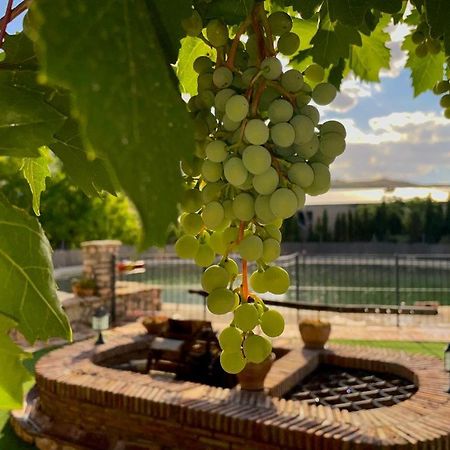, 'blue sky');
2,0,449,185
